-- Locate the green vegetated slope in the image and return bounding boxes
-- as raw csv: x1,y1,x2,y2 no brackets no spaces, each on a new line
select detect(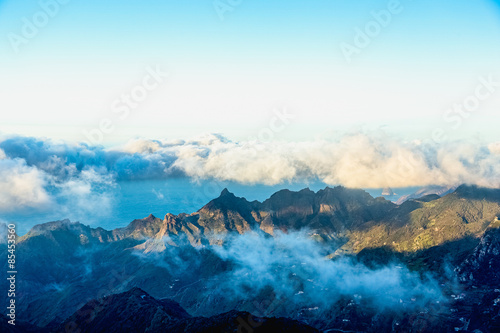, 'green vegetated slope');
341,186,500,271
1,184,500,332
